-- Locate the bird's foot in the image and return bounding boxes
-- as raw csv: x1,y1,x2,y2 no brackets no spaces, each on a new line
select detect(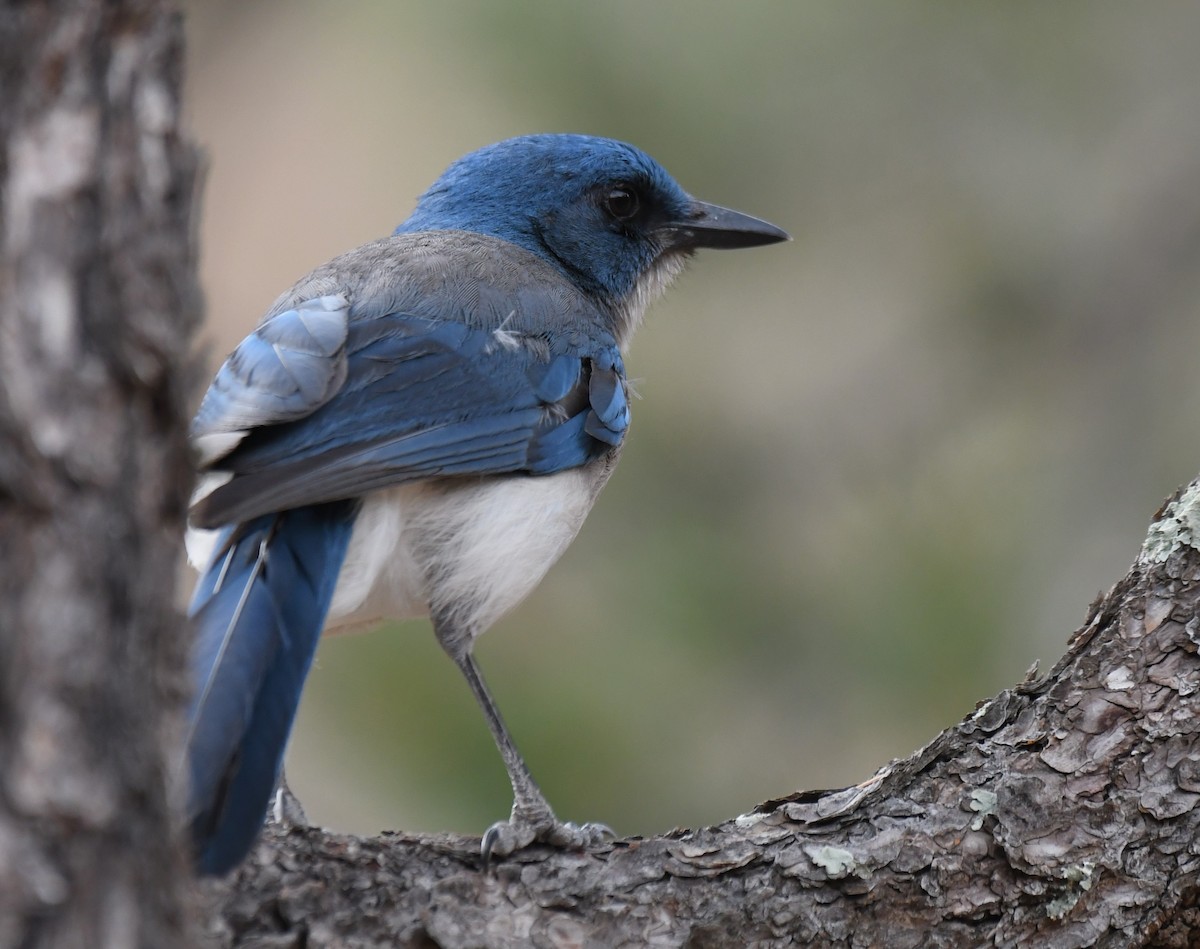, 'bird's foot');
269,771,309,827
481,804,614,865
